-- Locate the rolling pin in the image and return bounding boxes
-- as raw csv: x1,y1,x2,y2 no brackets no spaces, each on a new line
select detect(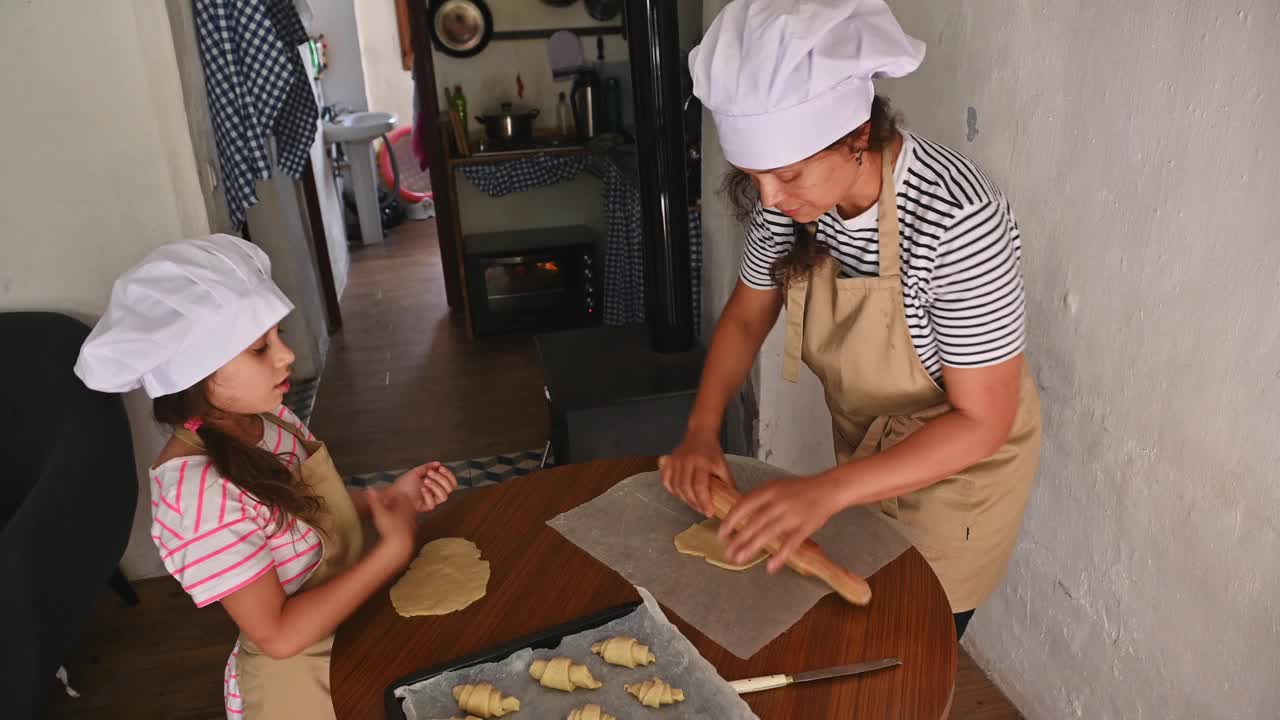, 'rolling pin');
657,456,872,606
